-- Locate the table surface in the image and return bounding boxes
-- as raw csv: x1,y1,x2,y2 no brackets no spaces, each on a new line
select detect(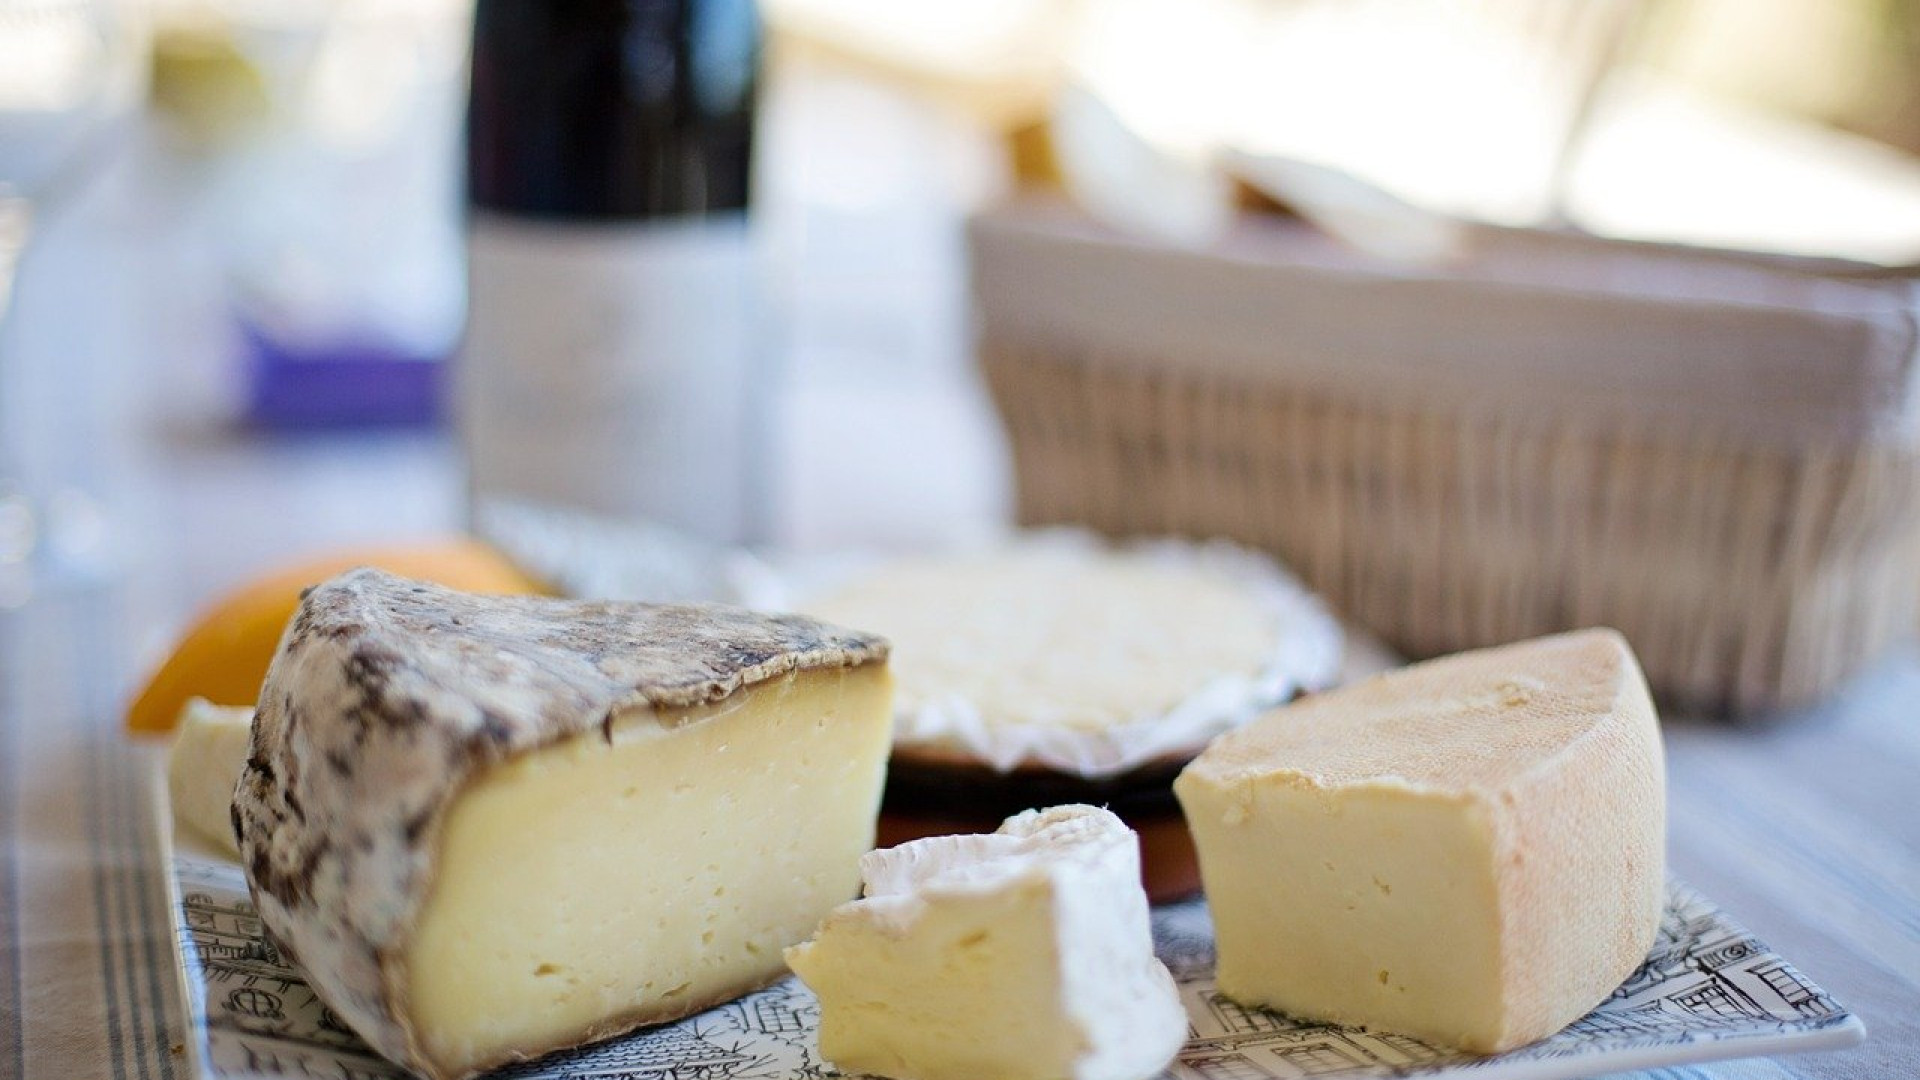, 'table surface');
1,135,1915,1080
